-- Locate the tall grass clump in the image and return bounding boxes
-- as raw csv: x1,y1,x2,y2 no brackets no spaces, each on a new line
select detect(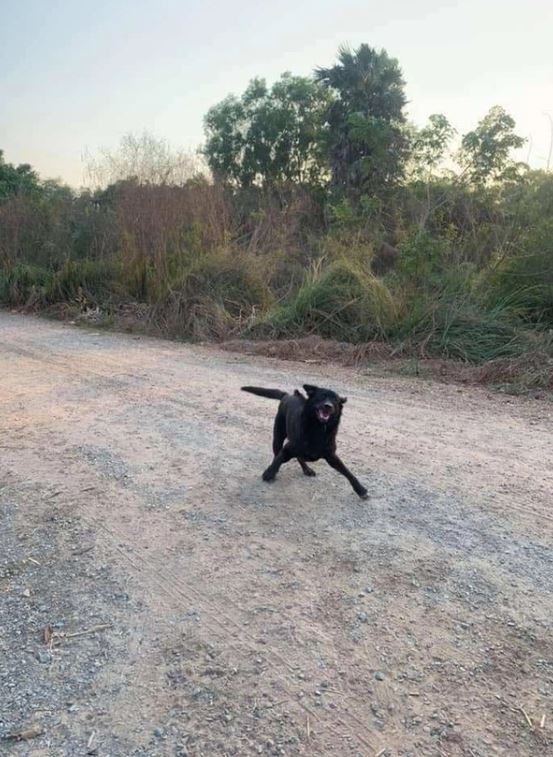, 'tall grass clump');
391,294,544,362
253,259,397,342
0,263,53,306
151,249,272,340
0,259,120,309
483,228,553,327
